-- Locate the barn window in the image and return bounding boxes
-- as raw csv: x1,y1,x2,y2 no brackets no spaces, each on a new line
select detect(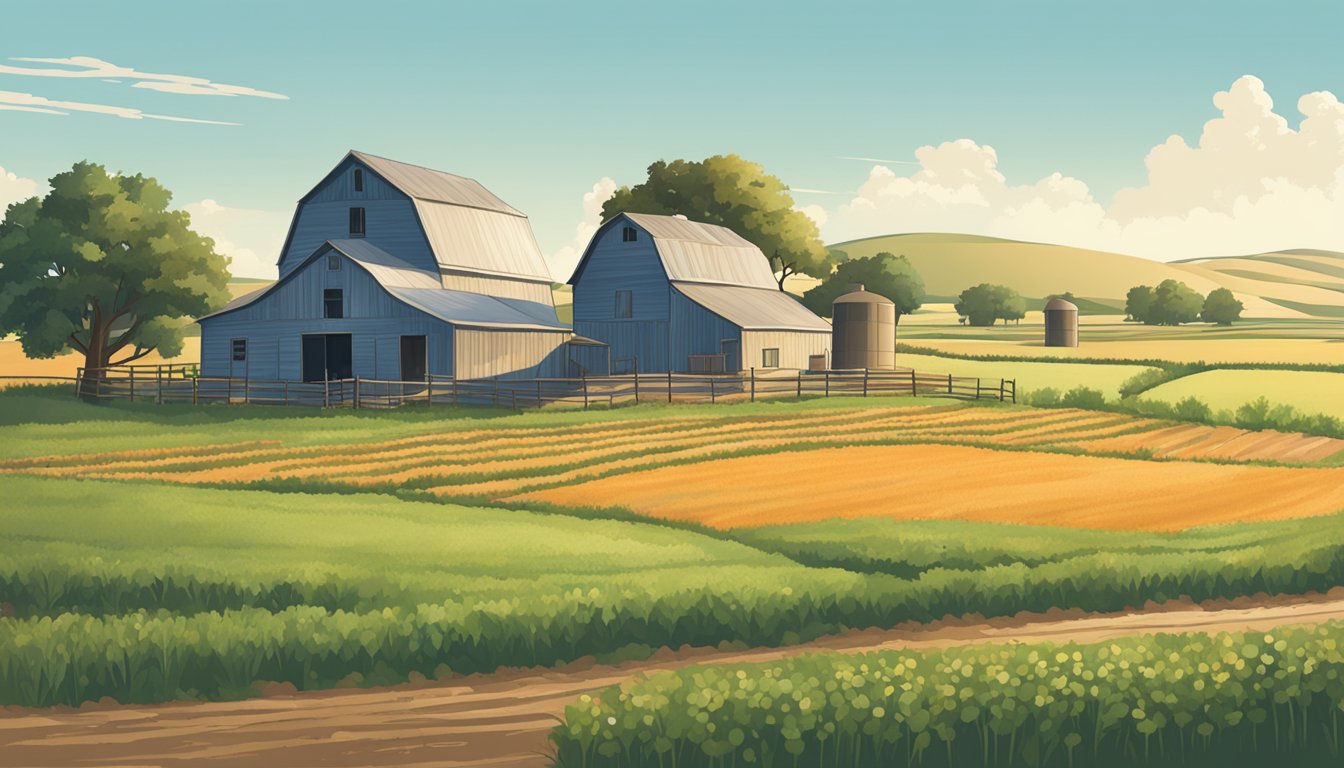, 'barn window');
622,226,637,242
324,288,344,319
762,348,780,368
614,289,633,319
231,338,247,362
327,253,341,270
349,207,366,236
354,169,364,192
